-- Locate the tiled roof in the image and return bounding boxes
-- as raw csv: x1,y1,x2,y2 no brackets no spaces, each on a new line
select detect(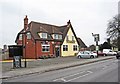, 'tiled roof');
28,21,67,41
15,20,79,45
77,38,87,48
